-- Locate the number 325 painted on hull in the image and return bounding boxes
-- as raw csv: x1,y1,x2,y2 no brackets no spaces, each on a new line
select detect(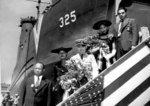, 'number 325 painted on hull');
59,10,76,28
